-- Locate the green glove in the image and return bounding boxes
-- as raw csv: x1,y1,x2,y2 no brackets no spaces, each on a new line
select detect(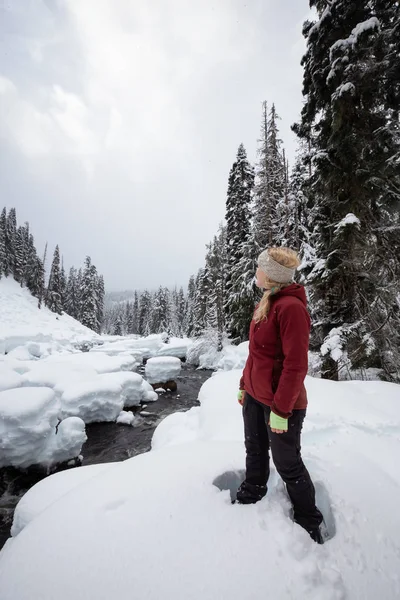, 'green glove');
270,412,288,431
237,390,245,402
